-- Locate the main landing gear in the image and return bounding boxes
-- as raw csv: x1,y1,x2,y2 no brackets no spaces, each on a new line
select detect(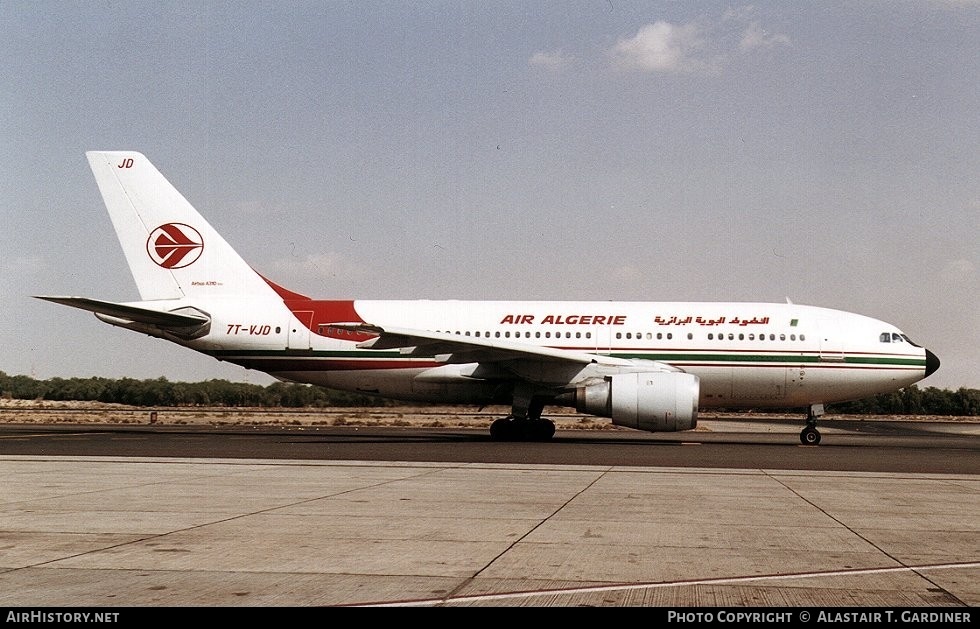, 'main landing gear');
800,404,824,445
489,416,556,442
489,385,556,442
